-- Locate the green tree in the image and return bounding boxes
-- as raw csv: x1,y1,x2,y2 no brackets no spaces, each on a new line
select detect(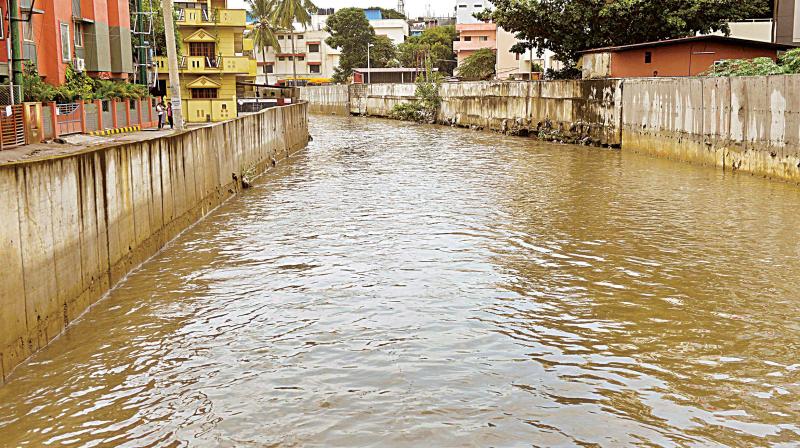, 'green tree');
326,8,378,82
480,0,771,67
457,48,496,80
370,35,397,68
248,0,281,78
398,25,457,75
271,0,317,83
